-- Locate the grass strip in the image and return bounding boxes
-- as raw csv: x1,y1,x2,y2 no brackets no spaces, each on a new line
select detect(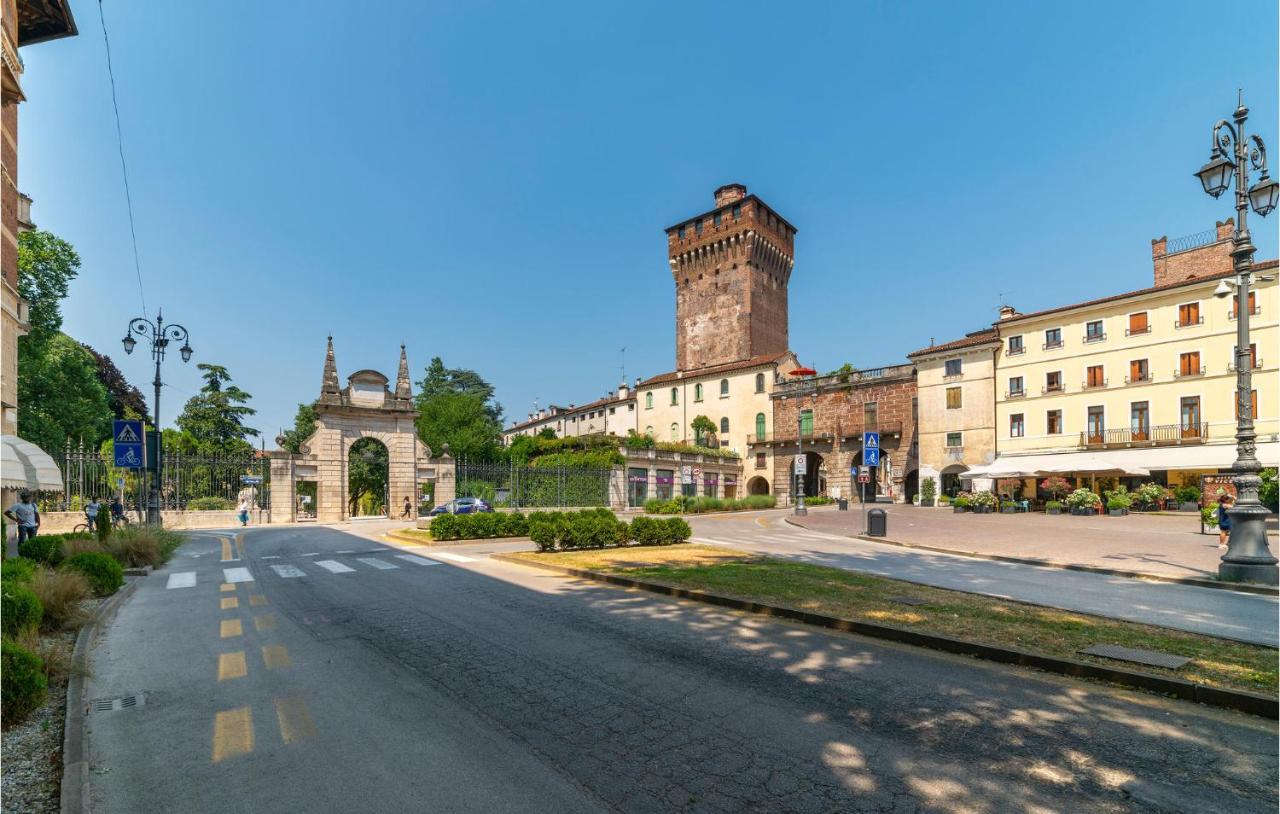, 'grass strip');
388,528,434,543
508,545,1278,696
